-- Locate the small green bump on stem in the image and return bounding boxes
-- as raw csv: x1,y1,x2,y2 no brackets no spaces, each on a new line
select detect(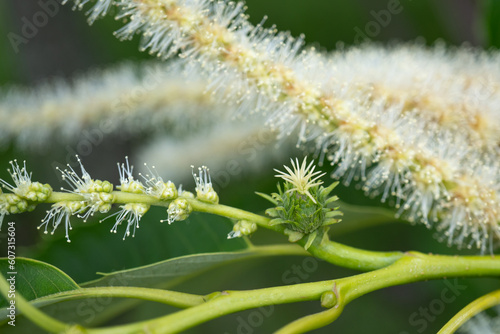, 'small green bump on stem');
320,291,337,308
